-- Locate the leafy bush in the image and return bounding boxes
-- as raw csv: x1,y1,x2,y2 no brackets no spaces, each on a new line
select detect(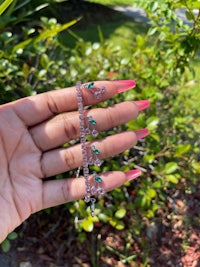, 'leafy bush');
64,0,200,238
0,0,200,263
